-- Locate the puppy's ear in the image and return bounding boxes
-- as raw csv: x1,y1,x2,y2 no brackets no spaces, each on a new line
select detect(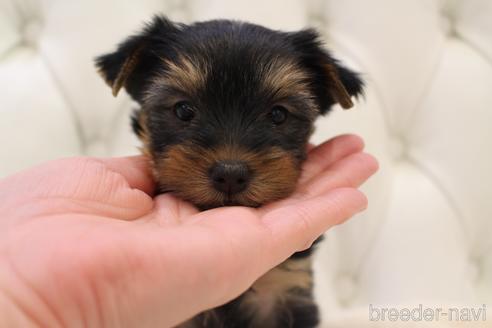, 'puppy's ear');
95,15,181,101
288,29,364,113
